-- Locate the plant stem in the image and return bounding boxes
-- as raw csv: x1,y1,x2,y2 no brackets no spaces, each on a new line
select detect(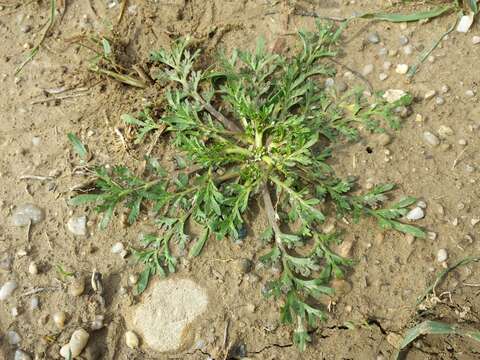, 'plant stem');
194,94,243,133
262,185,287,254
